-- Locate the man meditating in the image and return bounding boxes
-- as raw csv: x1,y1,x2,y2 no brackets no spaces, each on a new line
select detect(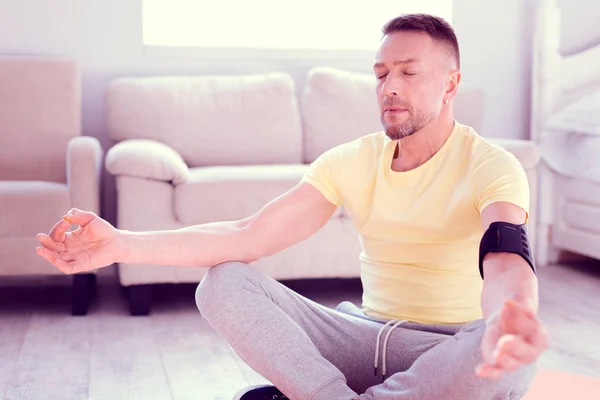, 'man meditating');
36,13,548,400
